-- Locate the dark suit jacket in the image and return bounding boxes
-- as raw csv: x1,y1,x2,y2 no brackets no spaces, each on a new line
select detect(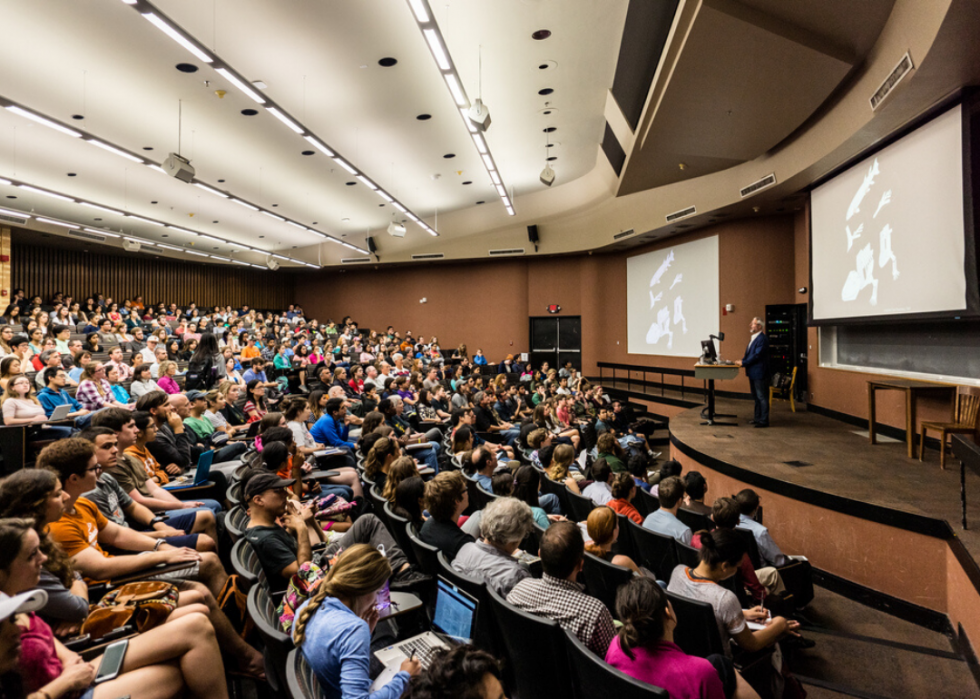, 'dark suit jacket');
741,332,769,381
